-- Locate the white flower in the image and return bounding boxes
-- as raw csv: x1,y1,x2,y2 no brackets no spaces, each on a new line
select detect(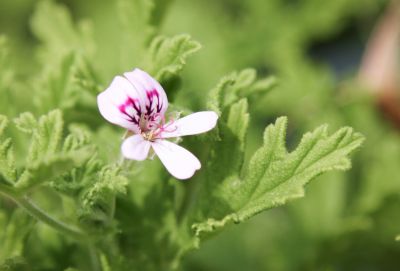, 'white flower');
97,68,218,179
